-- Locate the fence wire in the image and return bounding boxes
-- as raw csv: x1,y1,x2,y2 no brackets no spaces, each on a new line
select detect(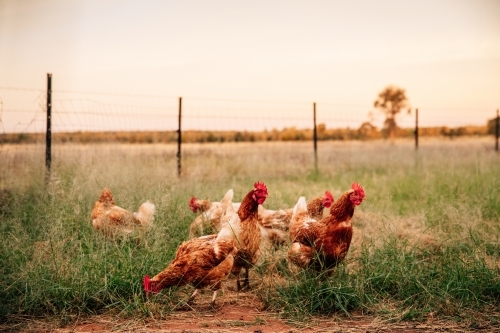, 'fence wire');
0,84,497,135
